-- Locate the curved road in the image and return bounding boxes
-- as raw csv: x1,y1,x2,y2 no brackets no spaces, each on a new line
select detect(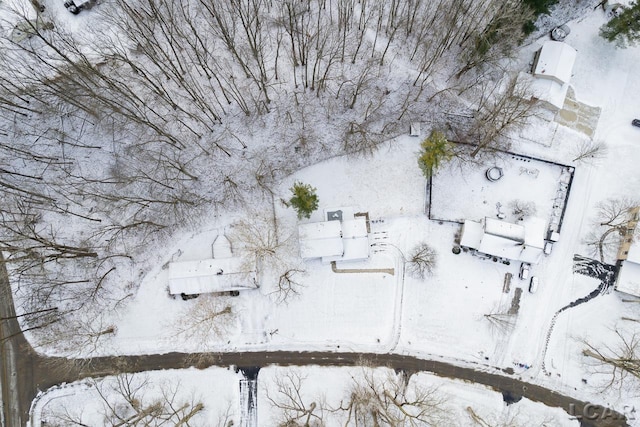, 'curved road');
0,257,629,427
